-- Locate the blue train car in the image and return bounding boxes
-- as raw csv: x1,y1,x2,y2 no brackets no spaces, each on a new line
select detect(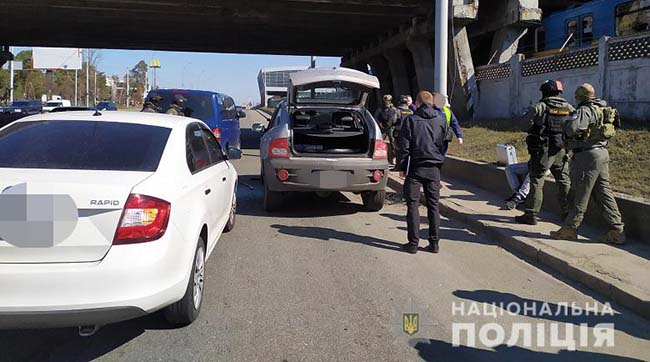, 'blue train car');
531,0,649,53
